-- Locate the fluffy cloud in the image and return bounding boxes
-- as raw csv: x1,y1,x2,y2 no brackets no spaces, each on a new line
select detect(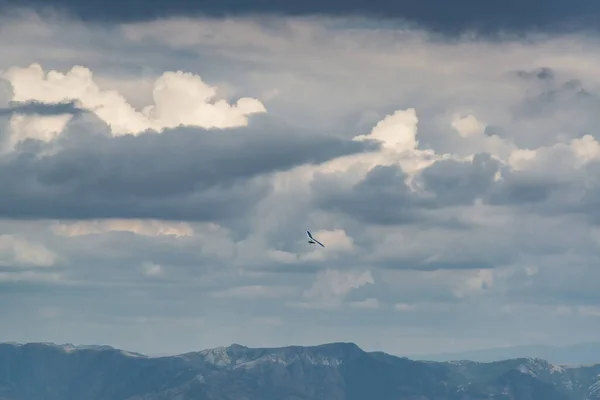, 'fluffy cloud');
2,9,600,356
3,63,266,141
290,269,375,309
